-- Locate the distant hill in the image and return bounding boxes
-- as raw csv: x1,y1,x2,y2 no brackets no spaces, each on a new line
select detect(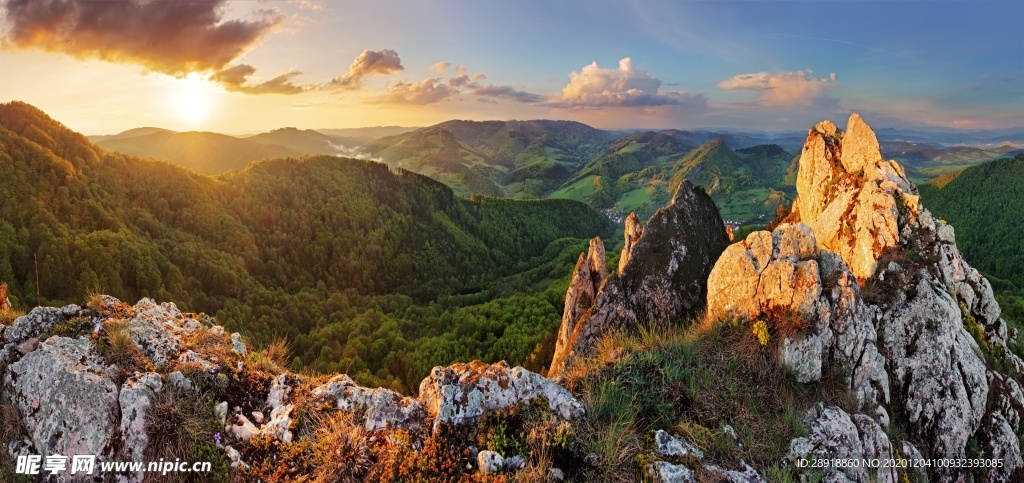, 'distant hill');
245,127,347,156
919,154,1024,294
551,136,794,223
91,128,302,174
361,120,614,198
316,126,418,146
